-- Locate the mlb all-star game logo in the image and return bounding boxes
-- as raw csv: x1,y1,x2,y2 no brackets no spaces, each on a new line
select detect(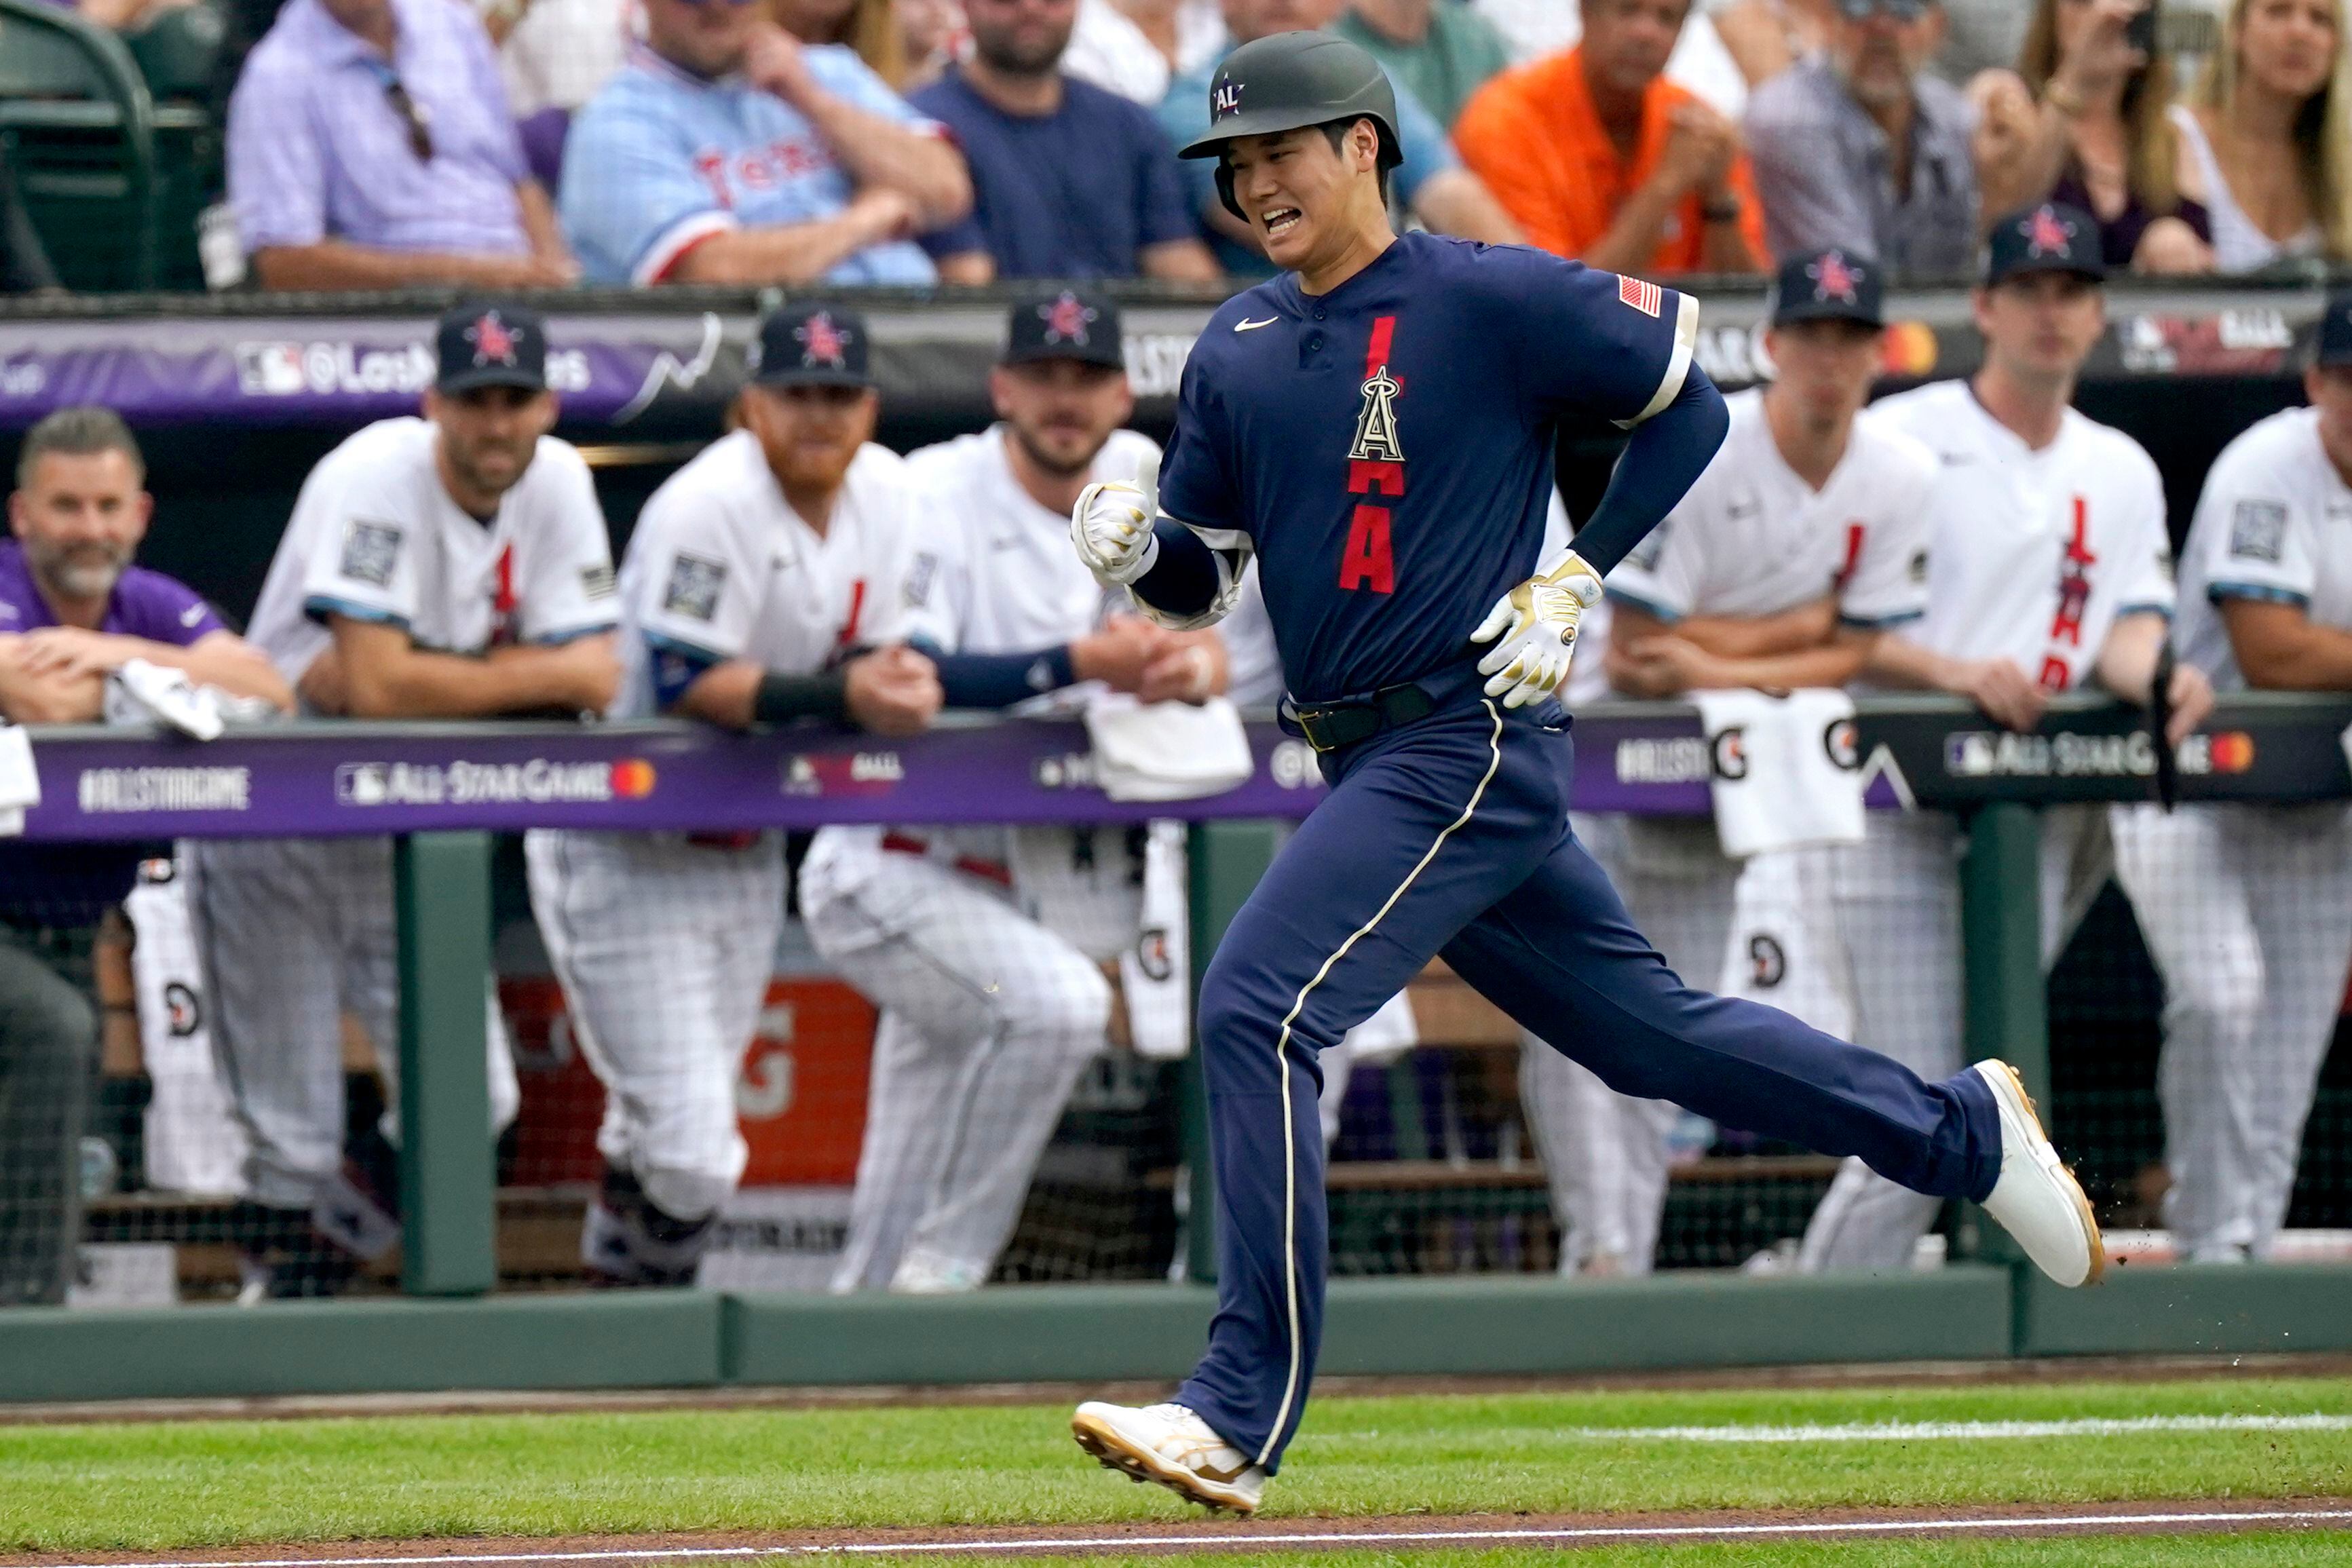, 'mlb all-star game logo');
1211,79,1243,119
1038,291,1098,347
1808,250,1859,305
797,311,851,368
466,309,520,366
